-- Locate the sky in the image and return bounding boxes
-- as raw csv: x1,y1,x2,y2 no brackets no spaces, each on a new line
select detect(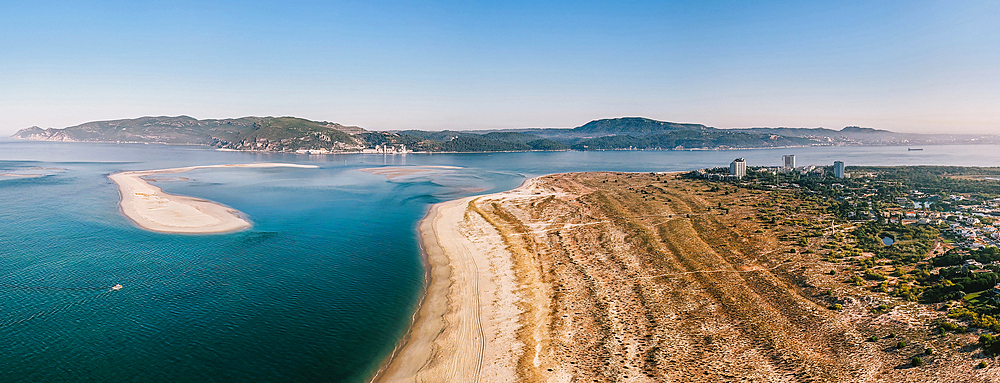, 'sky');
2,0,999,134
